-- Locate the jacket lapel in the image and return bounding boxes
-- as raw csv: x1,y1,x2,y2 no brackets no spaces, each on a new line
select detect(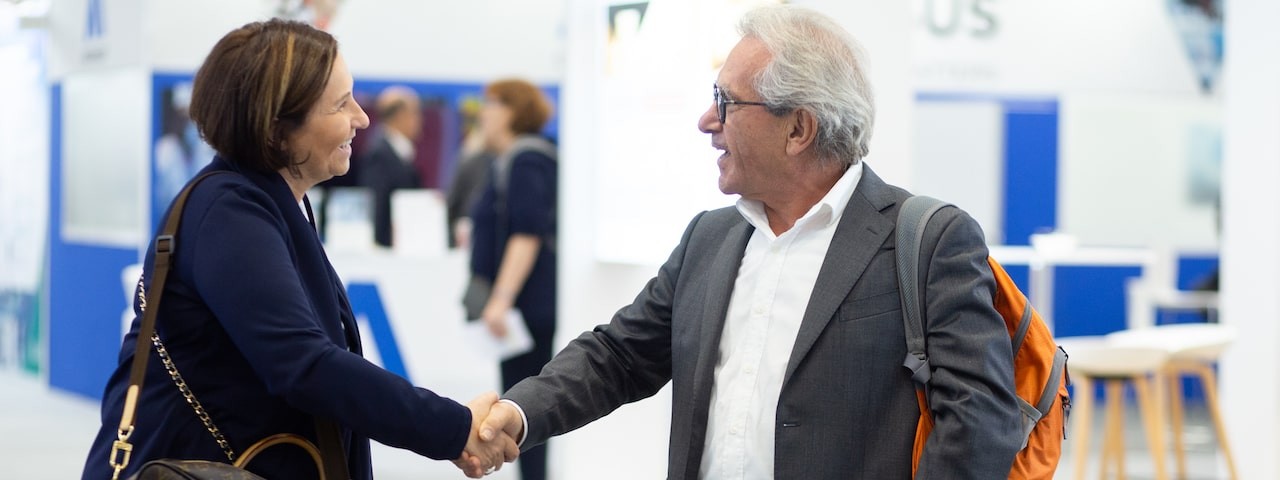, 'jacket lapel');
232,161,357,350
783,166,897,384
690,219,753,417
